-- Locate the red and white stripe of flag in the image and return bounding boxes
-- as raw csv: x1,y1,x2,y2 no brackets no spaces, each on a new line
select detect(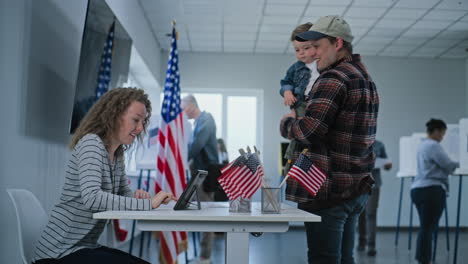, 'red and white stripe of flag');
218,160,246,199
155,112,187,264
219,163,264,200
219,165,250,200
288,164,326,196
242,165,264,198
